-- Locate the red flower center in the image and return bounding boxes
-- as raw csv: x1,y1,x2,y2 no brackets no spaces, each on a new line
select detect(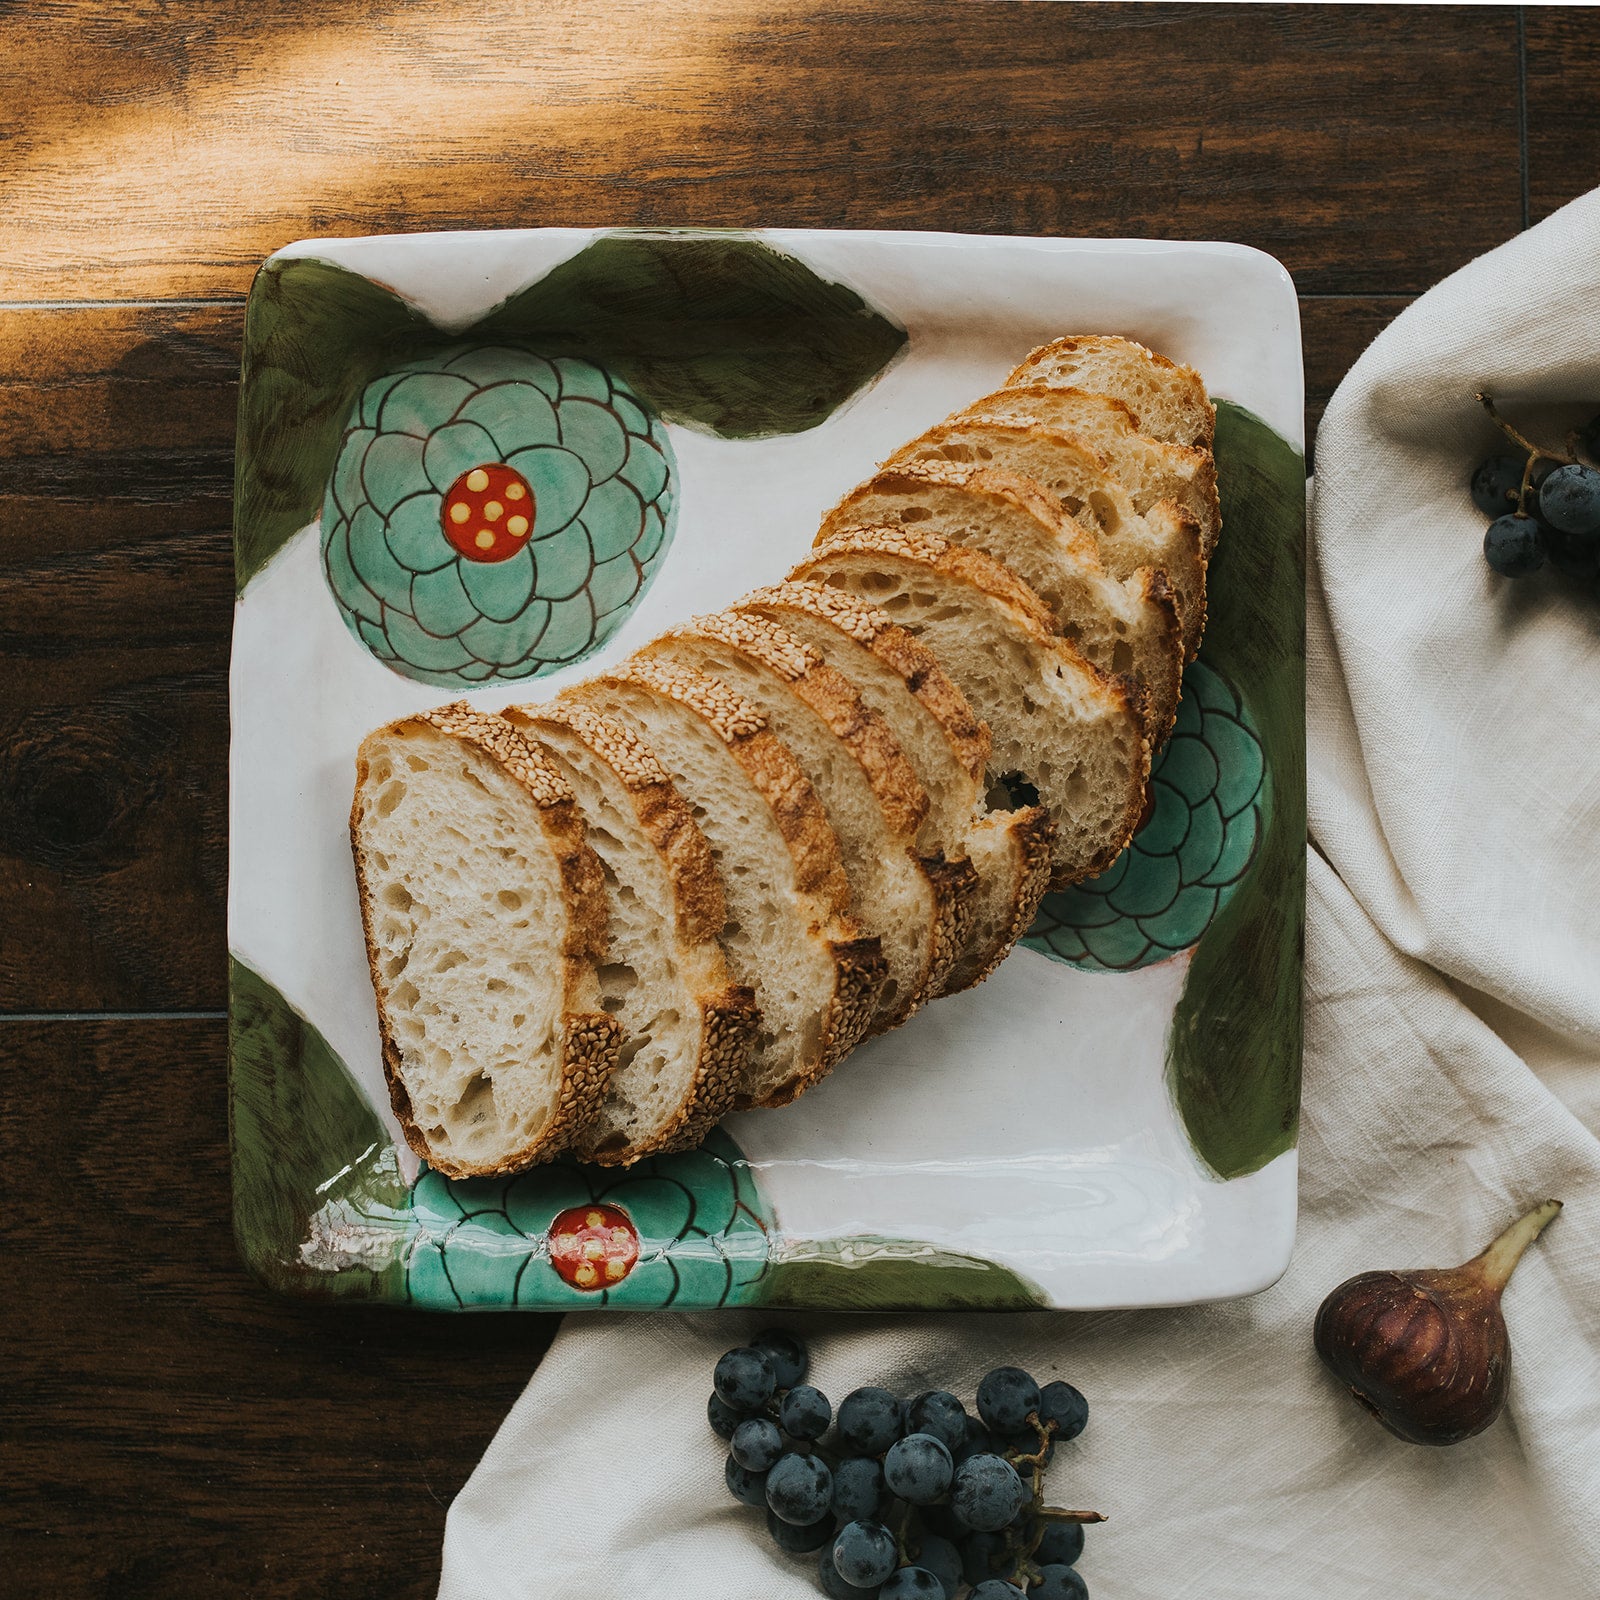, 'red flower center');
548,1204,640,1291
441,464,535,563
